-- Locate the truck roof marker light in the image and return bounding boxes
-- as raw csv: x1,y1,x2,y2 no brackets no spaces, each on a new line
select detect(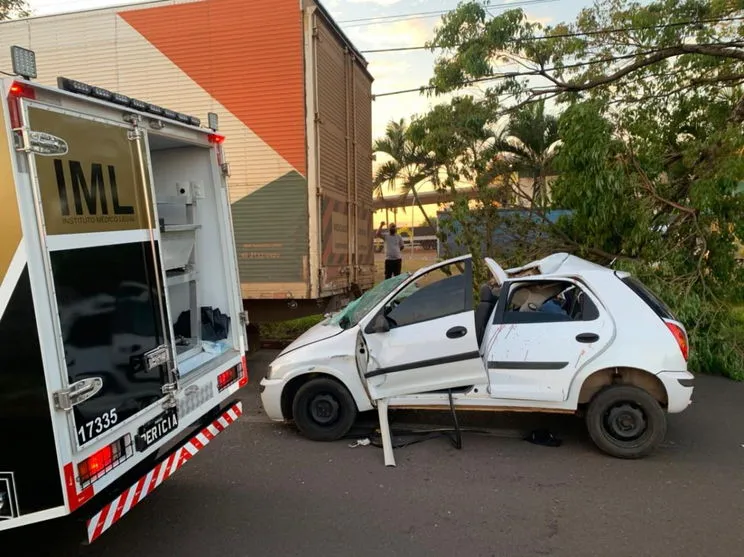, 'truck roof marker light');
208,133,225,144
8,81,35,128
8,81,35,99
